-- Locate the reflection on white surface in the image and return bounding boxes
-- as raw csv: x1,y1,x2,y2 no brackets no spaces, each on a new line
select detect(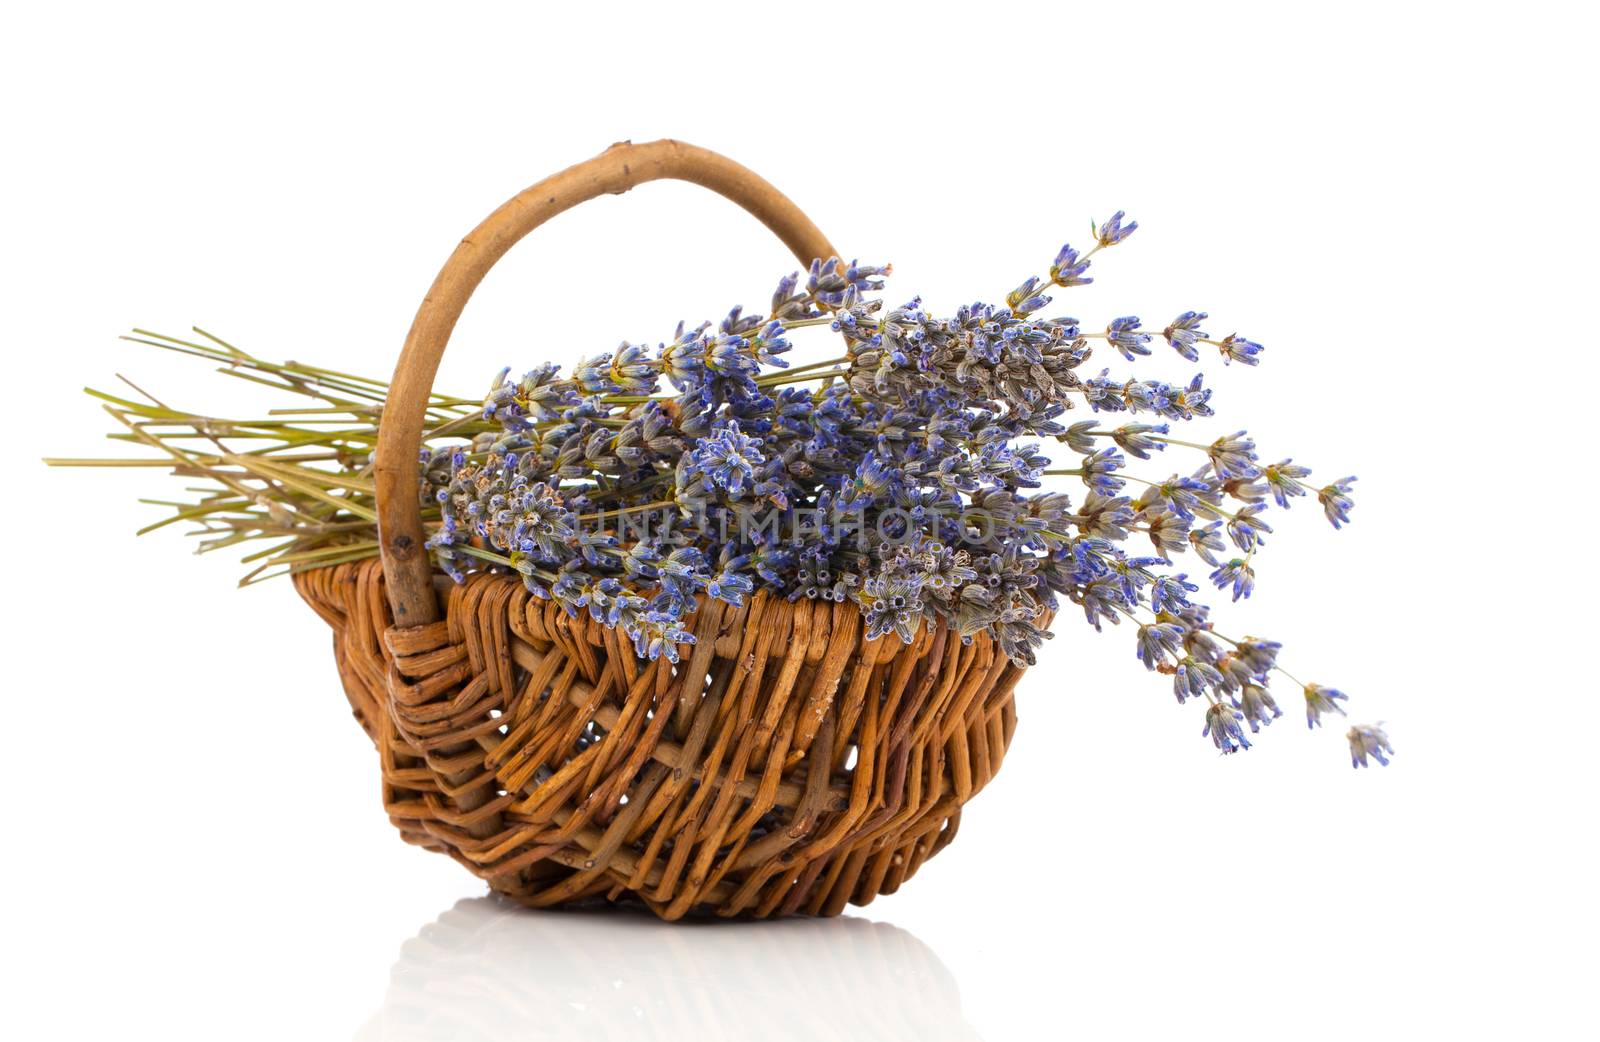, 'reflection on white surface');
357,896,981,1041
